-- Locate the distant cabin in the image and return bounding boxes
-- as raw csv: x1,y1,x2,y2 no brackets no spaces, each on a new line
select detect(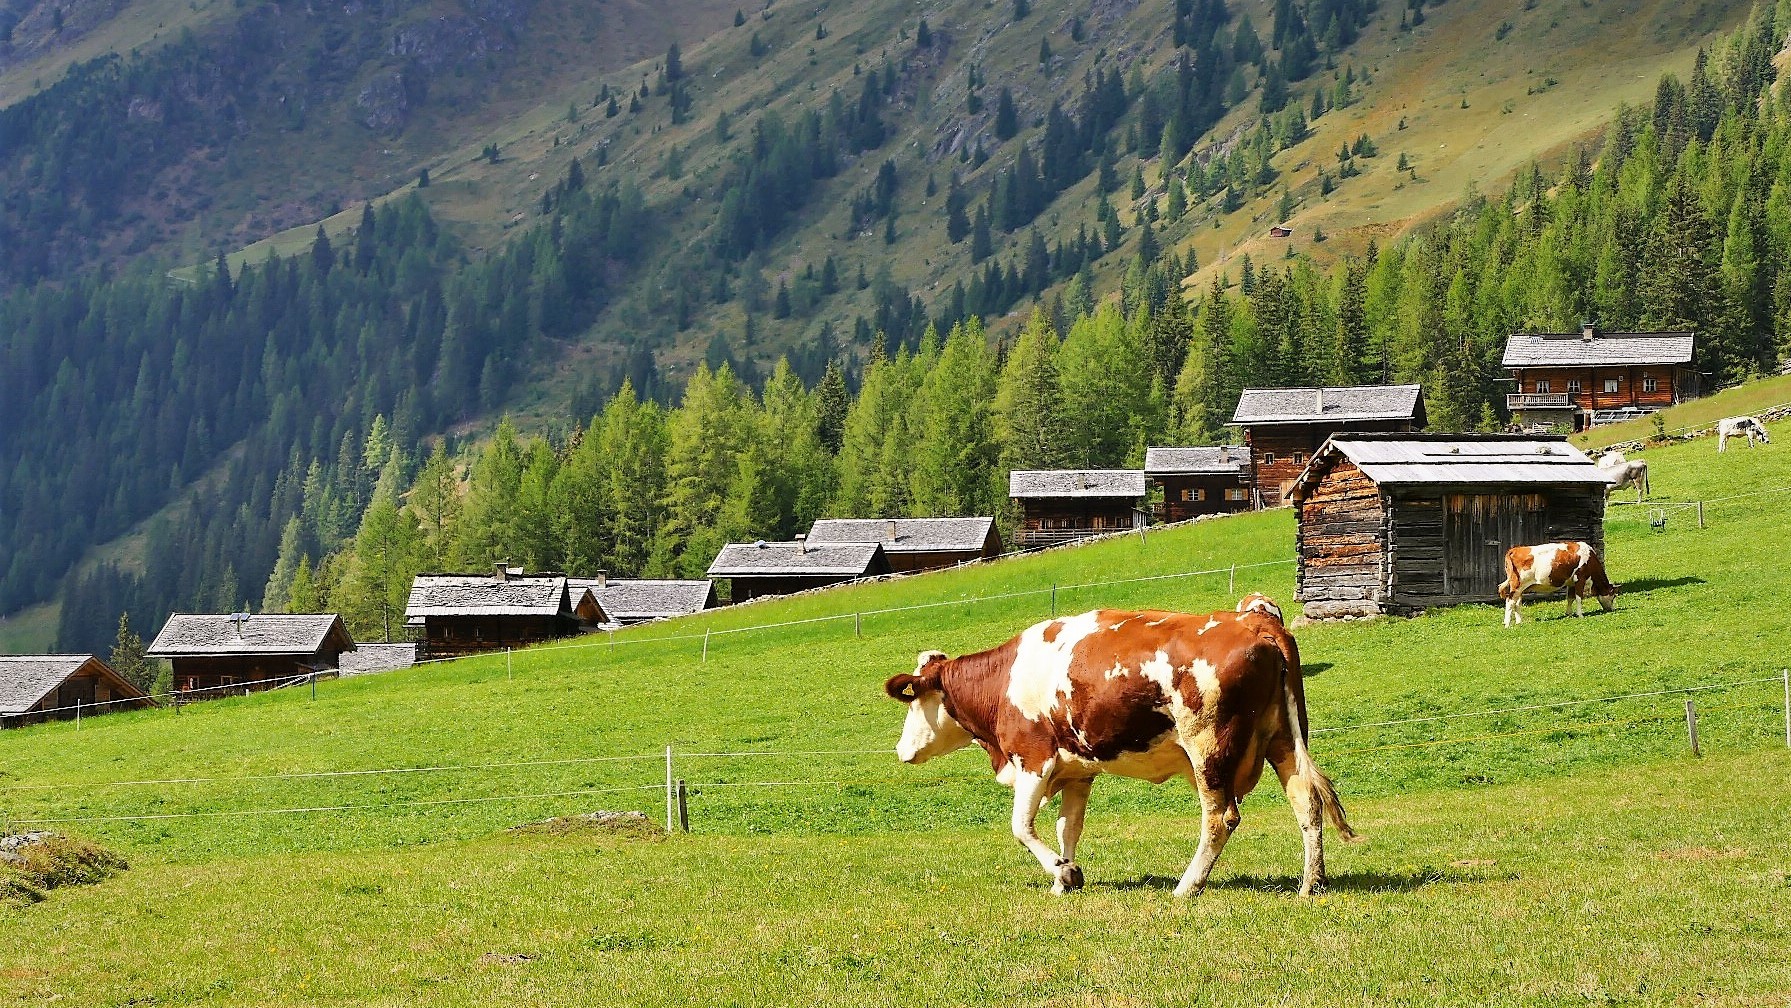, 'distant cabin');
805,517,1002,574
1502,324,1699,431
1144,446,1252,522
147,613,355,696
1288,434,1608,620
1008,470,1148,549
566,576,718,627
1230,384,1426,505
1,655,154,726
405,569,595,657
706,540,890,603
1268,225,1294,238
